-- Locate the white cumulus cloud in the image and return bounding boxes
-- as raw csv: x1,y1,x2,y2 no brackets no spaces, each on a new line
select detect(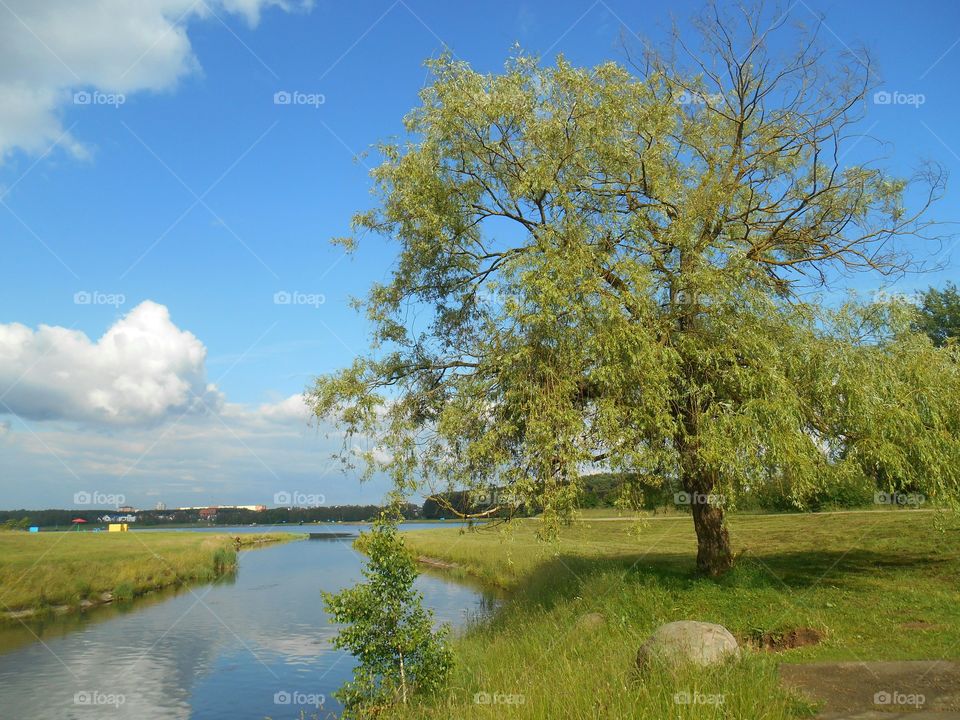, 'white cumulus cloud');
0,0,312,160
0,300,222,425
255,393,310,423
